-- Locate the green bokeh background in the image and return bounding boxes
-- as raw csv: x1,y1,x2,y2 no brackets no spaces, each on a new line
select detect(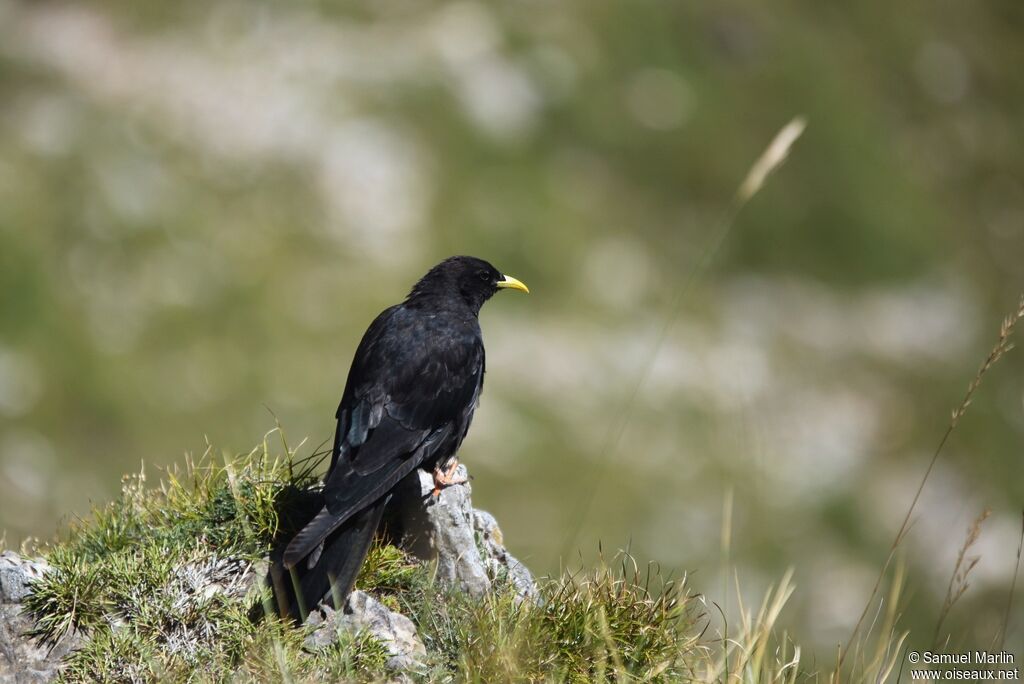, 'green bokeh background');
1,0,1022,656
